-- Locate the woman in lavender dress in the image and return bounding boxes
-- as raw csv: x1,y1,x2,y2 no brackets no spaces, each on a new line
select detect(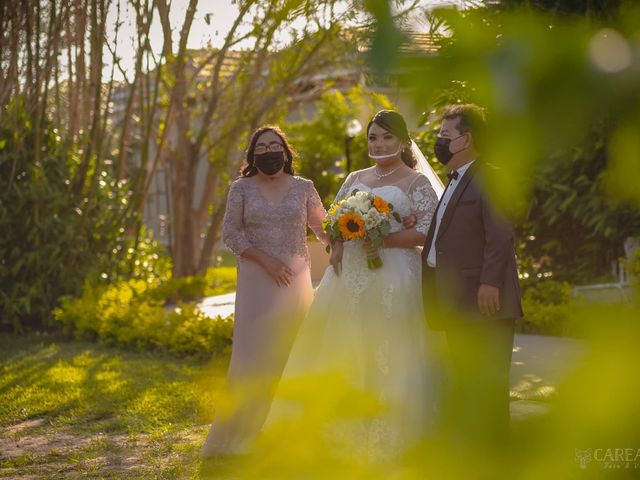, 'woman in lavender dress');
201,126,327,457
